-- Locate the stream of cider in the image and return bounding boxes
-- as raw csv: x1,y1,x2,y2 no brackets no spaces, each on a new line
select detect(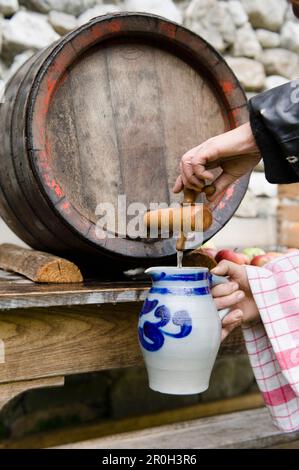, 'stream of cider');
177,250,183,268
